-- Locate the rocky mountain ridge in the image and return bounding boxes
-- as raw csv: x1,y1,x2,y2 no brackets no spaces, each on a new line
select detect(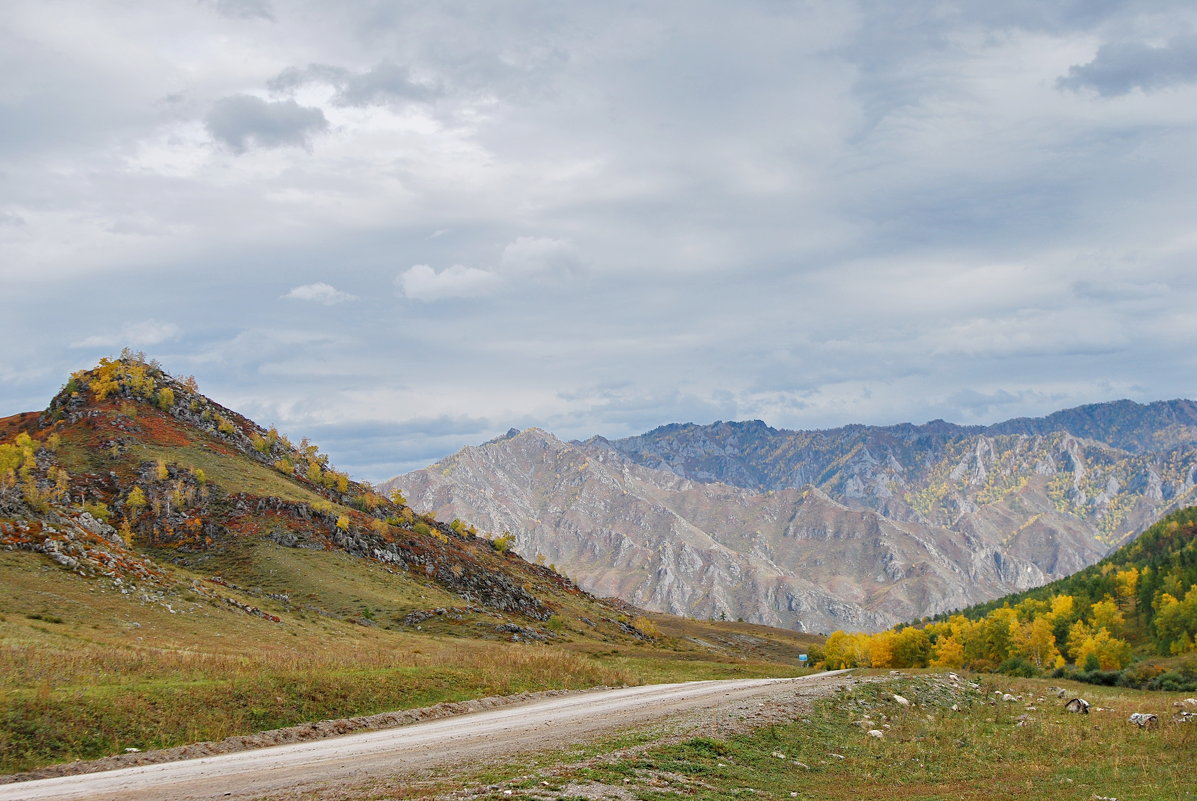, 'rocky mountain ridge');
387,400,1197,632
